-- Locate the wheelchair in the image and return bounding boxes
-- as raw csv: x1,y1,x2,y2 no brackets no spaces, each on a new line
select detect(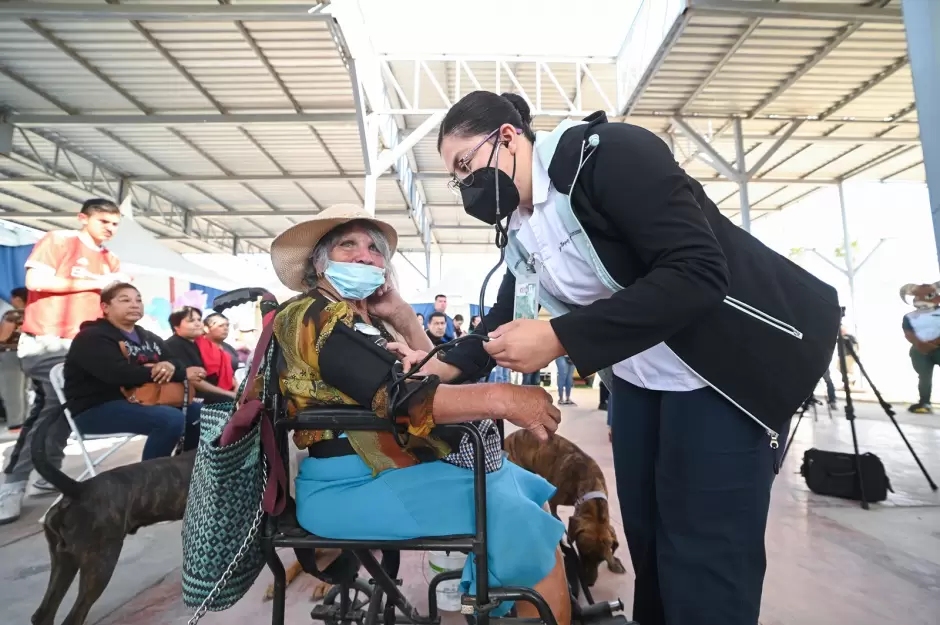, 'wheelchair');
214,289,635,625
